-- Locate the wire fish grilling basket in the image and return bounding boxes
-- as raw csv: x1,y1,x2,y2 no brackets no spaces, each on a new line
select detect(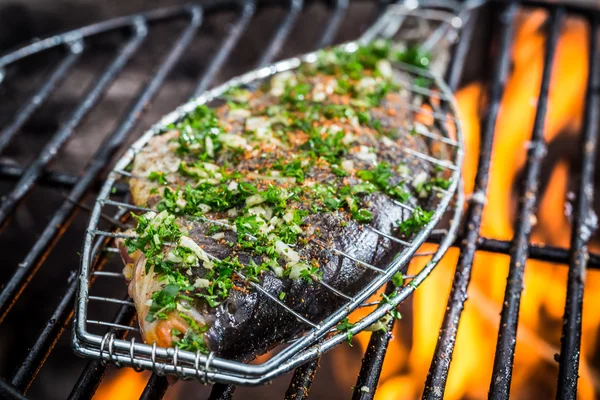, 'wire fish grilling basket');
74,0,476,385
